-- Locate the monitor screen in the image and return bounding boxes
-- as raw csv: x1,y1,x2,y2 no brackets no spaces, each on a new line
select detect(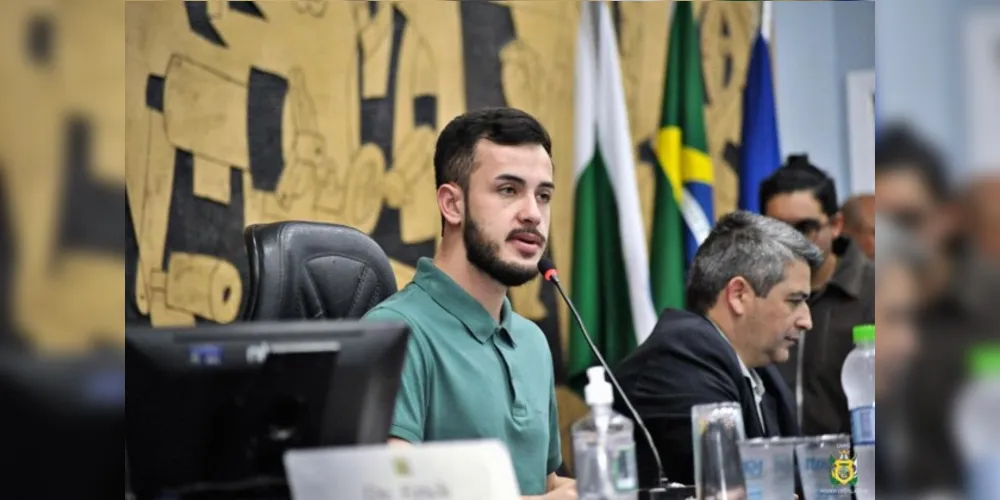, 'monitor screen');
126,319,409,499
0,350,123,500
